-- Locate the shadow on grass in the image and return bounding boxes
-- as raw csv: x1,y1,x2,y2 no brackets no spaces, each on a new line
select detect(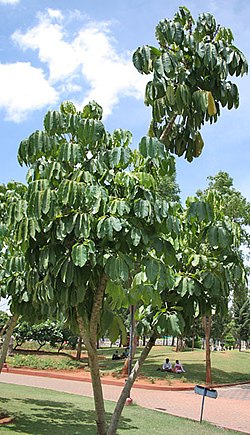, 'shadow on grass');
0,396,138,434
